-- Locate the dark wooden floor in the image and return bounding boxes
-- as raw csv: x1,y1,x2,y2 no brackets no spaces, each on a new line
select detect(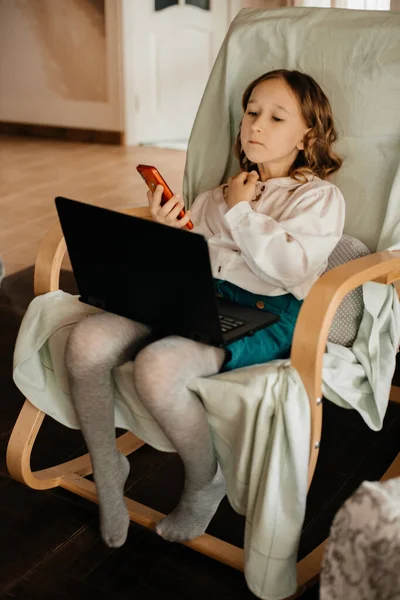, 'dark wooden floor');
1,267,399,599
